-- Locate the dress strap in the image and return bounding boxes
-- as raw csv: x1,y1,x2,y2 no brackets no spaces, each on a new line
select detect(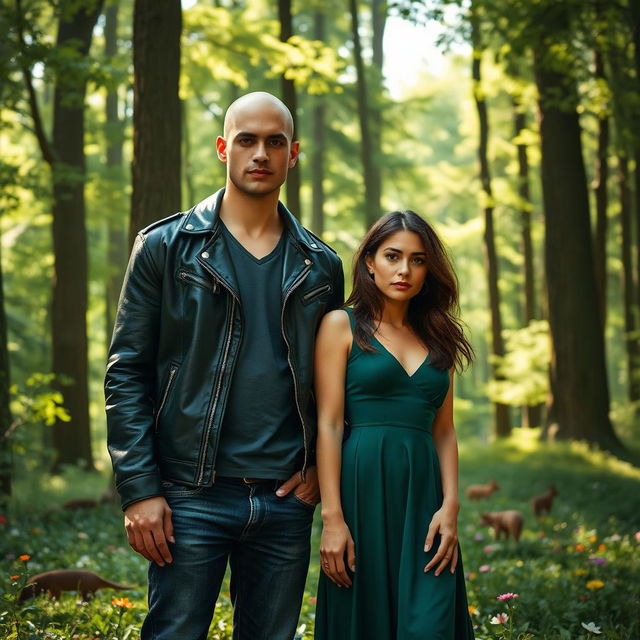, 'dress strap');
342,307,357,332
